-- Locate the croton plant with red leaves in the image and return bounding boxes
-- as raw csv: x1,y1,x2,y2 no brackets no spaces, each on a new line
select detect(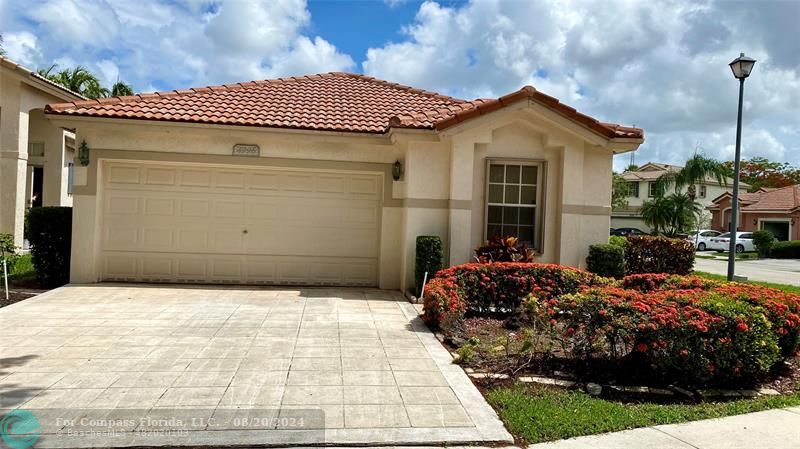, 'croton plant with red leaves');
423,265,800,386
